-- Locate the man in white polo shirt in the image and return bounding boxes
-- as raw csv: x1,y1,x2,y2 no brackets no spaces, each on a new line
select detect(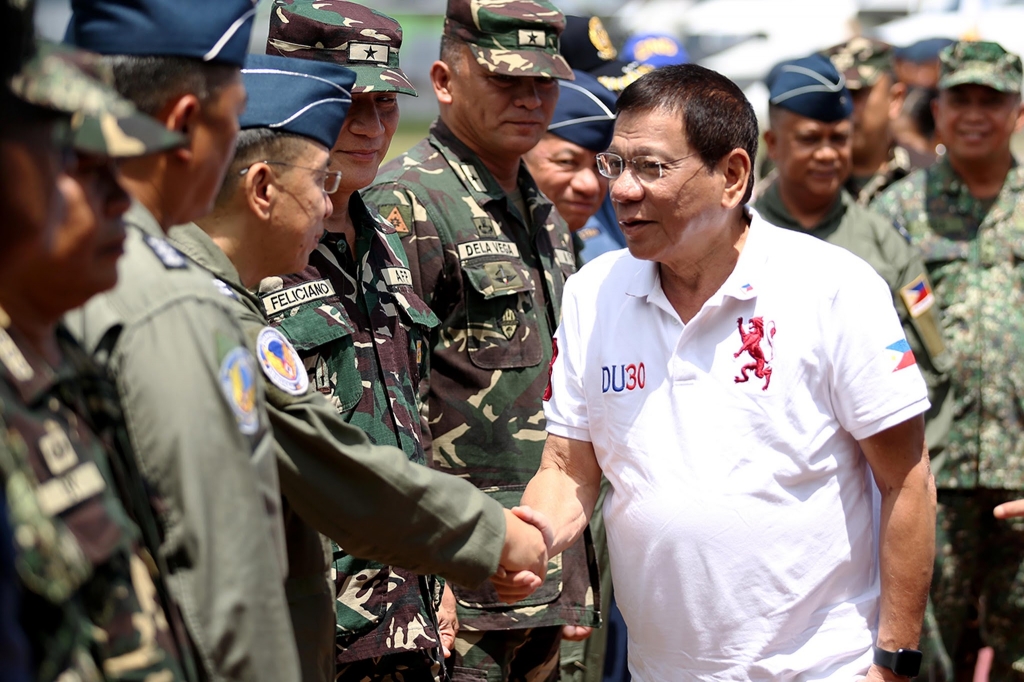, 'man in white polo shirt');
503,64,937,681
